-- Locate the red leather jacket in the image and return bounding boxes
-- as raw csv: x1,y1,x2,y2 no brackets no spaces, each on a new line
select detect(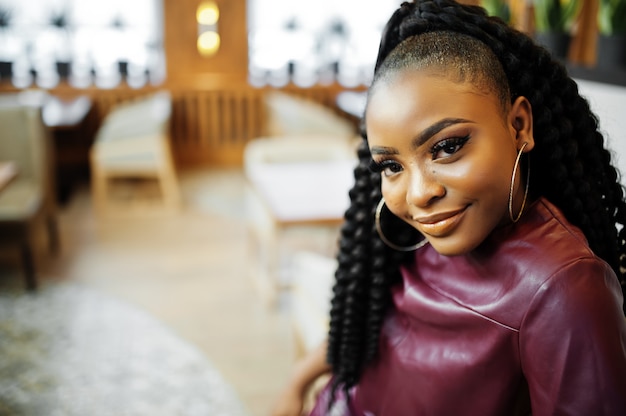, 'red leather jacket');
311,198,626,415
